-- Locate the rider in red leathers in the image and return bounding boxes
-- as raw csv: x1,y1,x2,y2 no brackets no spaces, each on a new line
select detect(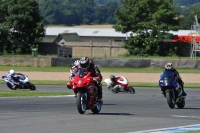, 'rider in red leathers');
79,57,103,103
